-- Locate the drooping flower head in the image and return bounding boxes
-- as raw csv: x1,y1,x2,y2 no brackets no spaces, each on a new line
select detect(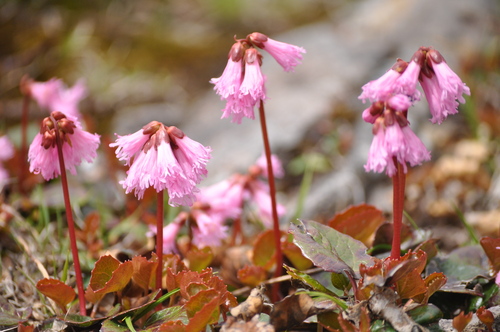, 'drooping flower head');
421,48,471,124
28,111,100,180
248,32,306,72
24,78,87,118
364,95,431,177
360,46,469,176
110,121,211,206
211,32,305,123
